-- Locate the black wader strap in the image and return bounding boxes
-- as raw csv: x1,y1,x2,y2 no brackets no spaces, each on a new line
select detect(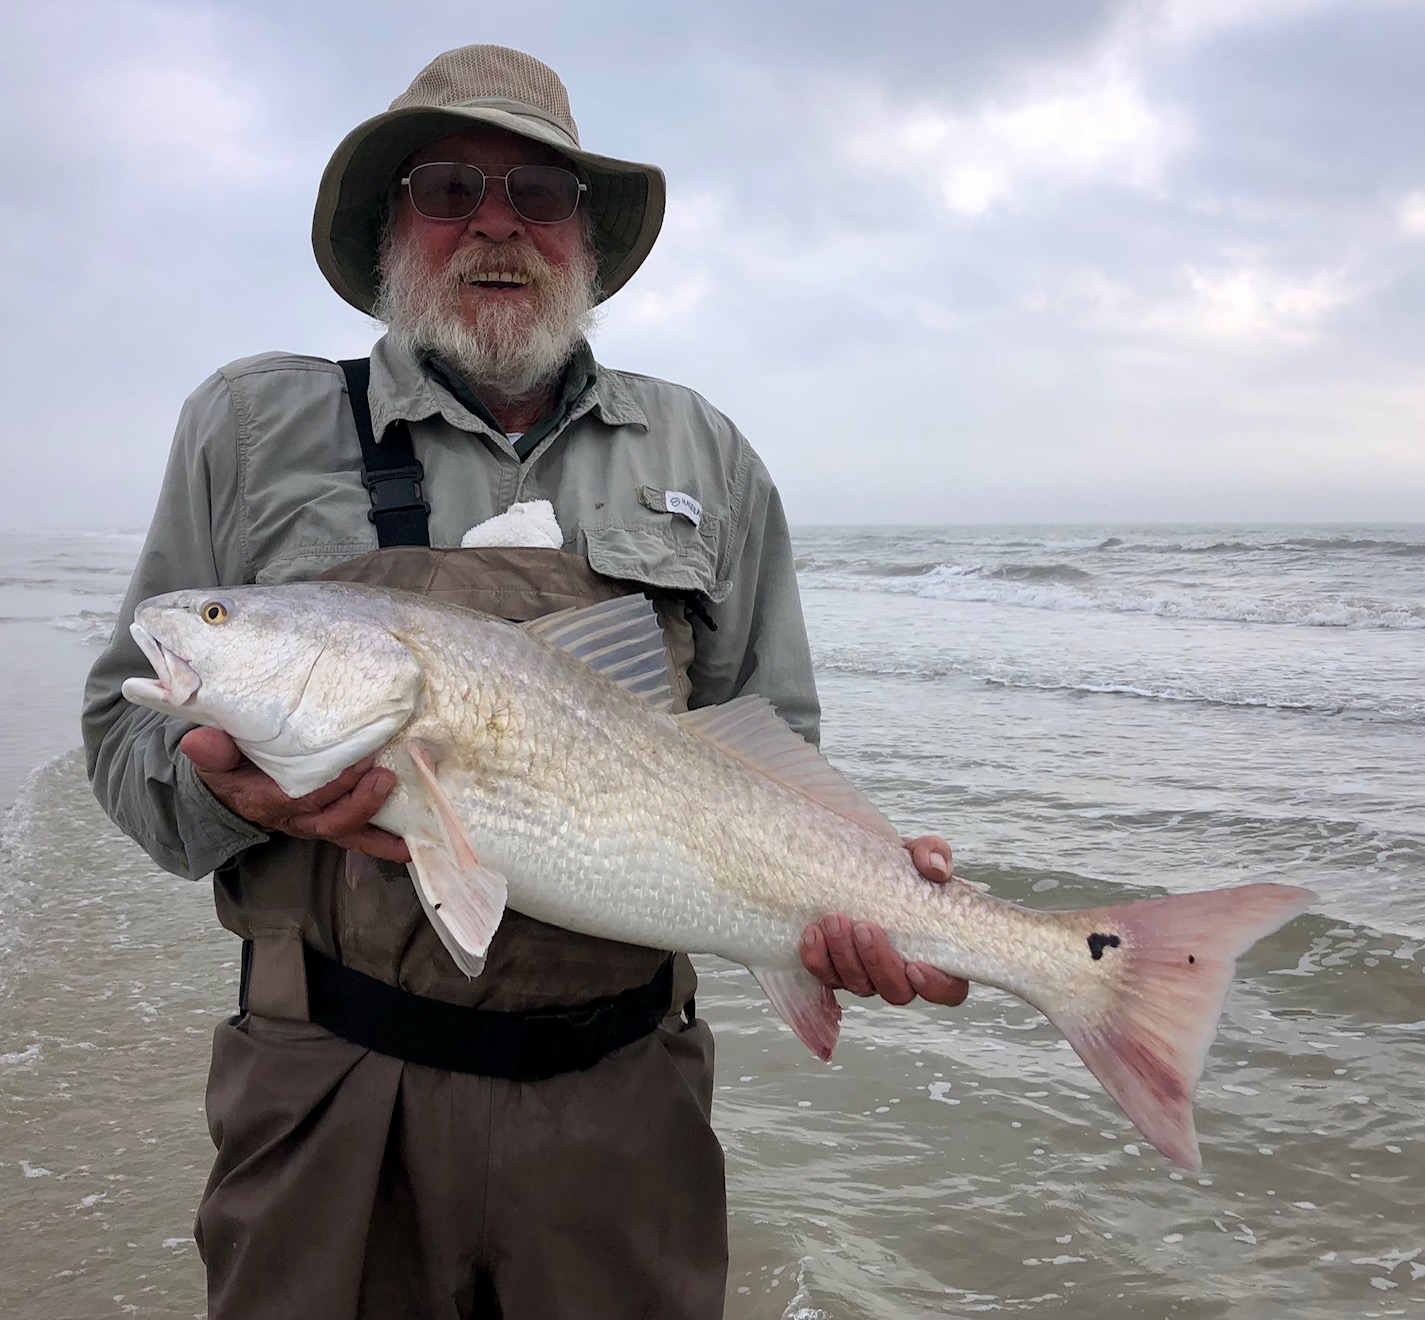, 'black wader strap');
238,937,253,1016
338,357,430,548
301,945,676,1080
